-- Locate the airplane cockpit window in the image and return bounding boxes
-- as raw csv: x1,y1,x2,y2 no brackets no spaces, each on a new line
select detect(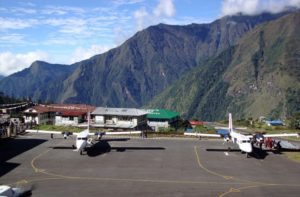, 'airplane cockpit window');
242,140,251,143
